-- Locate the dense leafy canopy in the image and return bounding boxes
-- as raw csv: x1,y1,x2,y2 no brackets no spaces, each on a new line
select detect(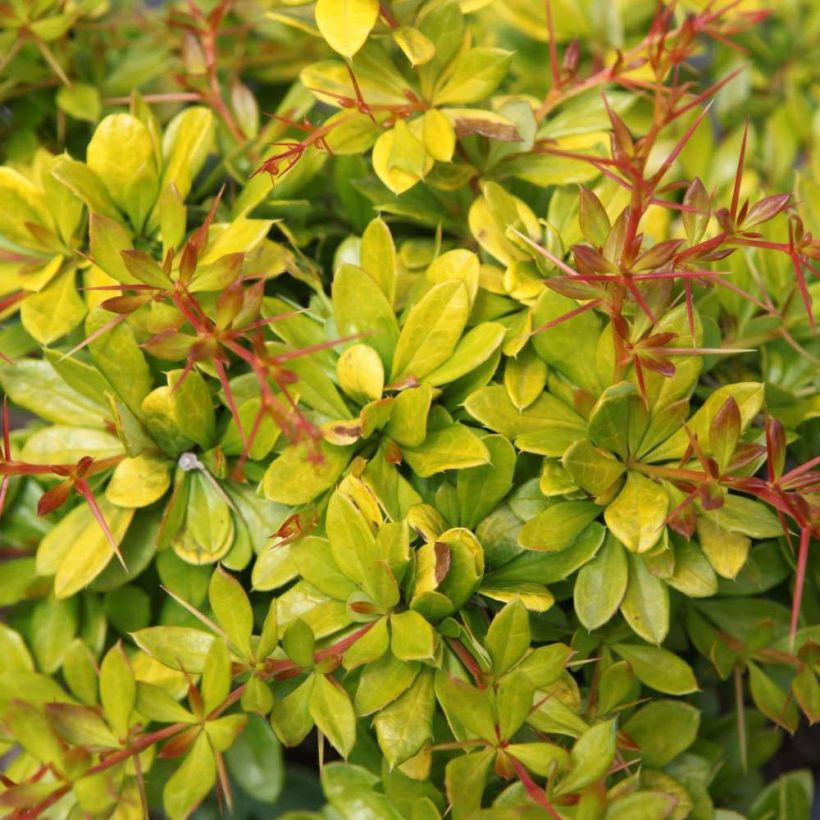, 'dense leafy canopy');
0,0,818,818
